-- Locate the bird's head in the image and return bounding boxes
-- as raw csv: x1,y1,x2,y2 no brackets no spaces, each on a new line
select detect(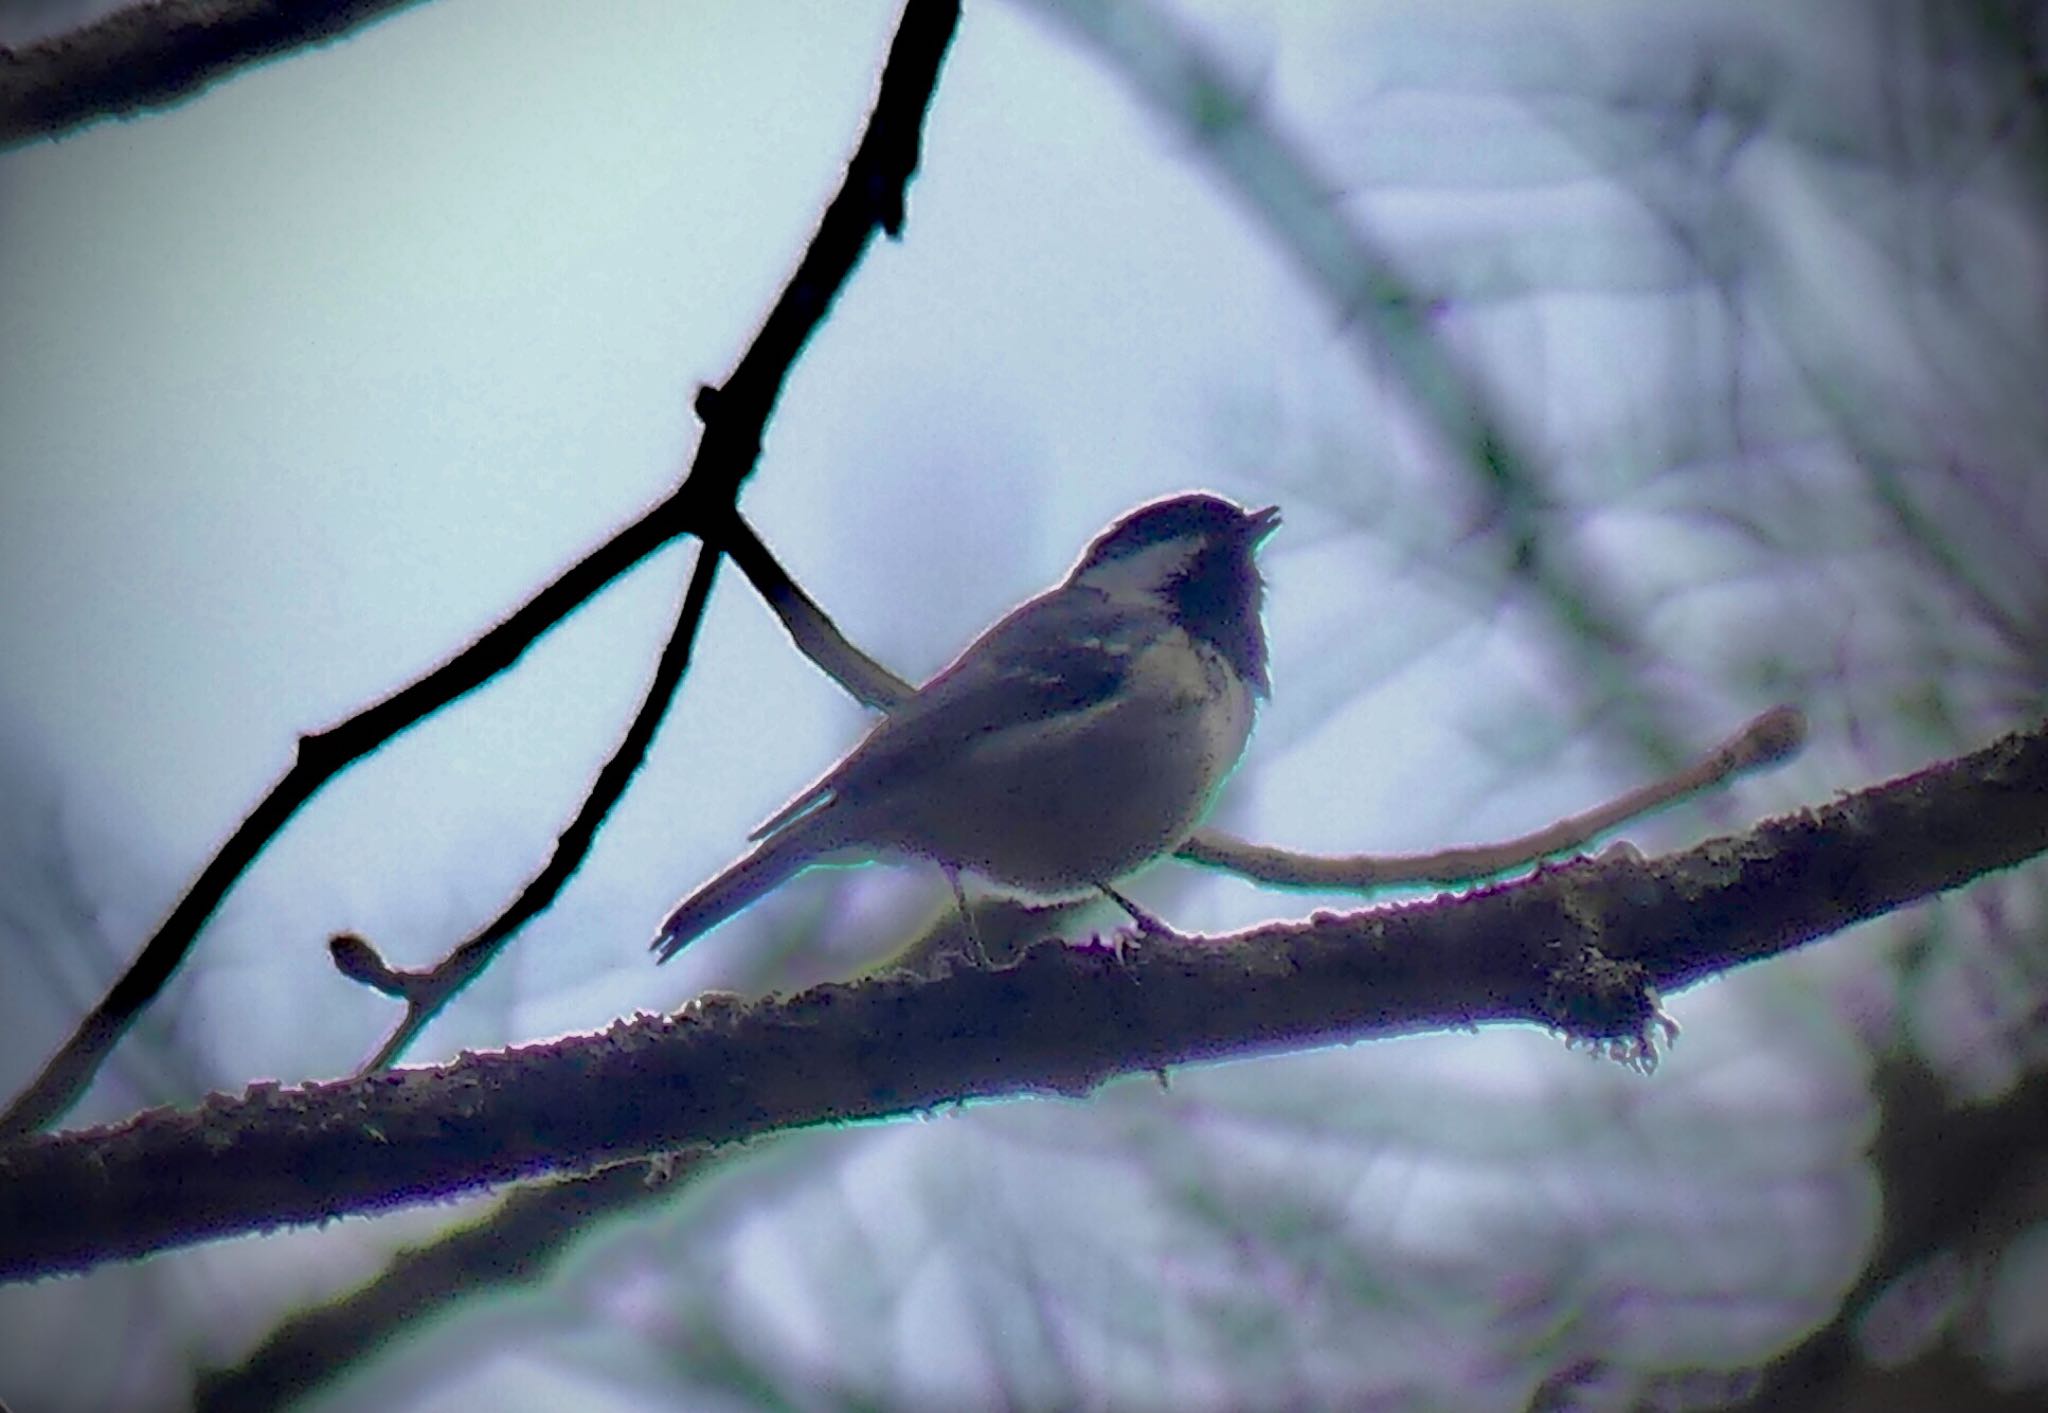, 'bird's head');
1072,492,1281,695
